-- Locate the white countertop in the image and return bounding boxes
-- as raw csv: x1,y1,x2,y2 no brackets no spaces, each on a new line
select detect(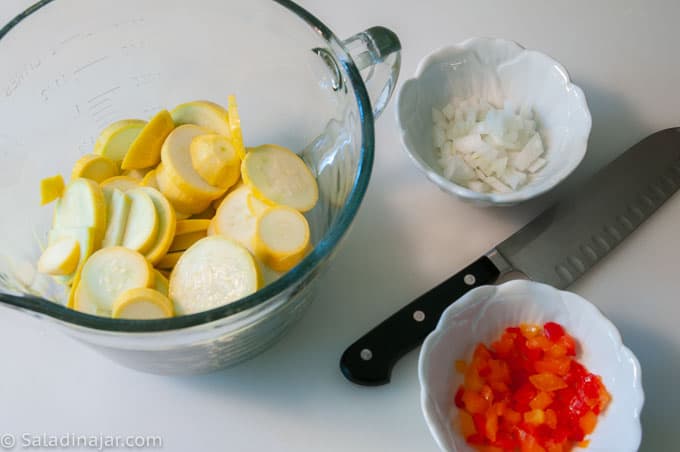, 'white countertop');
1,1,679,451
